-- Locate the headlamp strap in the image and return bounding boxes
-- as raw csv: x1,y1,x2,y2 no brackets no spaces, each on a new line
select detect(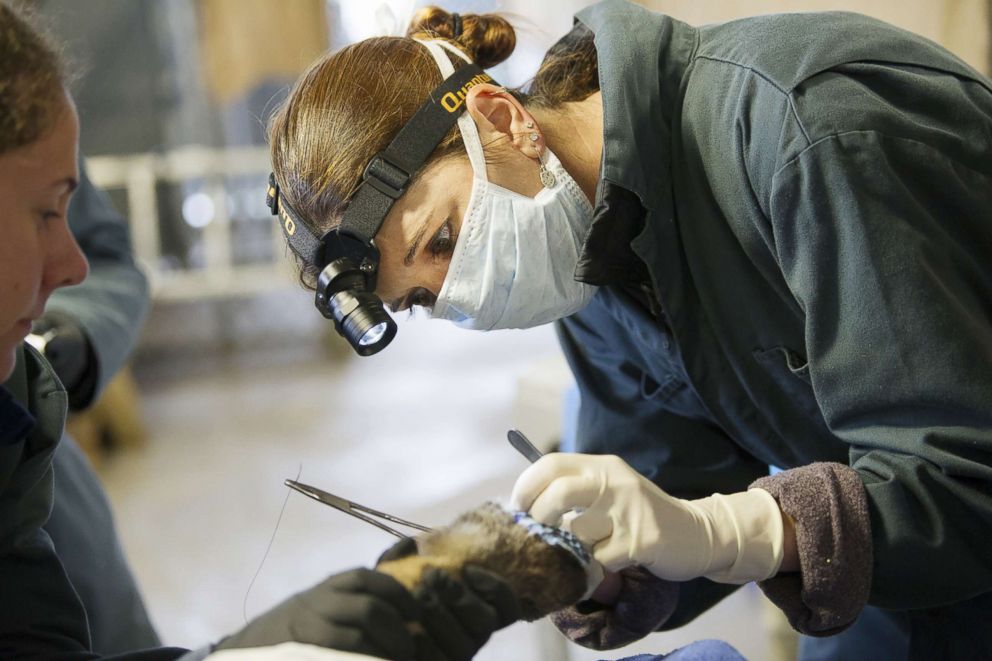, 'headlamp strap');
340,62,495,243
267,172,325,266
268,61,498,267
